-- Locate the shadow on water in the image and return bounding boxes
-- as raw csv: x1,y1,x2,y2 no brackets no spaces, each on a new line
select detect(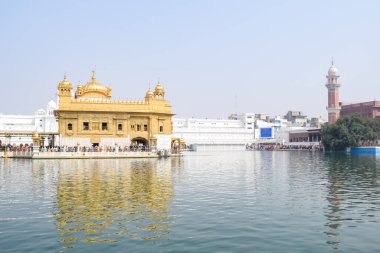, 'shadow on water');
31,158,184,251
321,153,380,250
